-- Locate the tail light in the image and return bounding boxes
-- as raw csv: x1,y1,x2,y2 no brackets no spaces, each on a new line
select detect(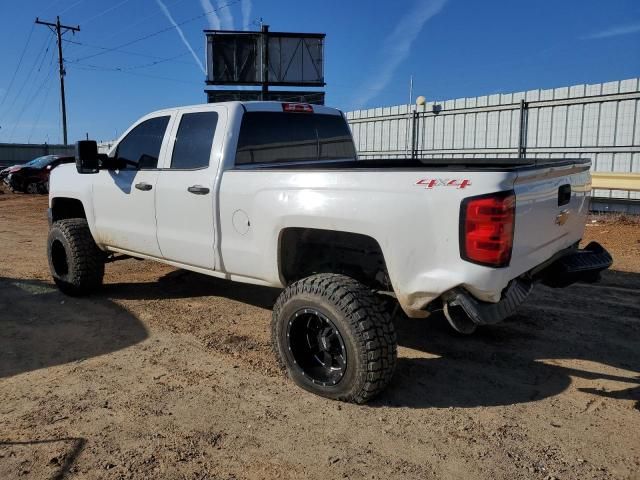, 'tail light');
282,103,314,113
460,191,515,267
